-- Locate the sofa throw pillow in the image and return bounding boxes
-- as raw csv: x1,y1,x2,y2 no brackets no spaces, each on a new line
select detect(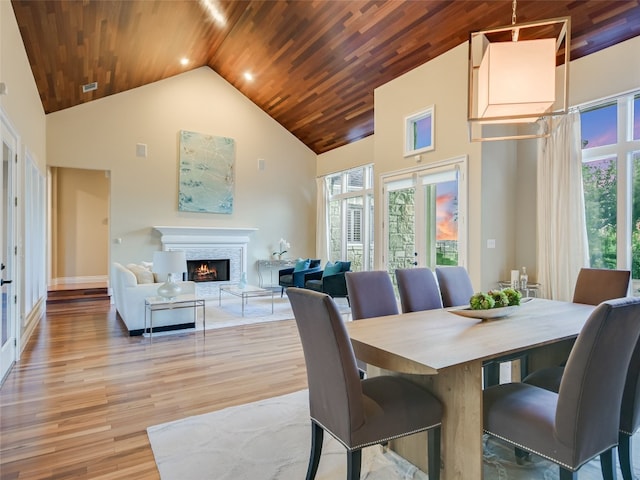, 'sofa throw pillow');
126,263,155,284
322,261,342,277
338,261,351,272
139,261,161,282
294,258,310,272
